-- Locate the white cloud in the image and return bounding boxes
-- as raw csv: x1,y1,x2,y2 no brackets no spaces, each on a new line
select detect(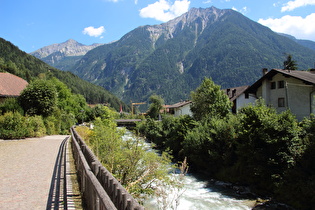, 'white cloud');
82,26,105,37
139,0,190,22
231,6,248,15
258,13,315,41
281,0,315,12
